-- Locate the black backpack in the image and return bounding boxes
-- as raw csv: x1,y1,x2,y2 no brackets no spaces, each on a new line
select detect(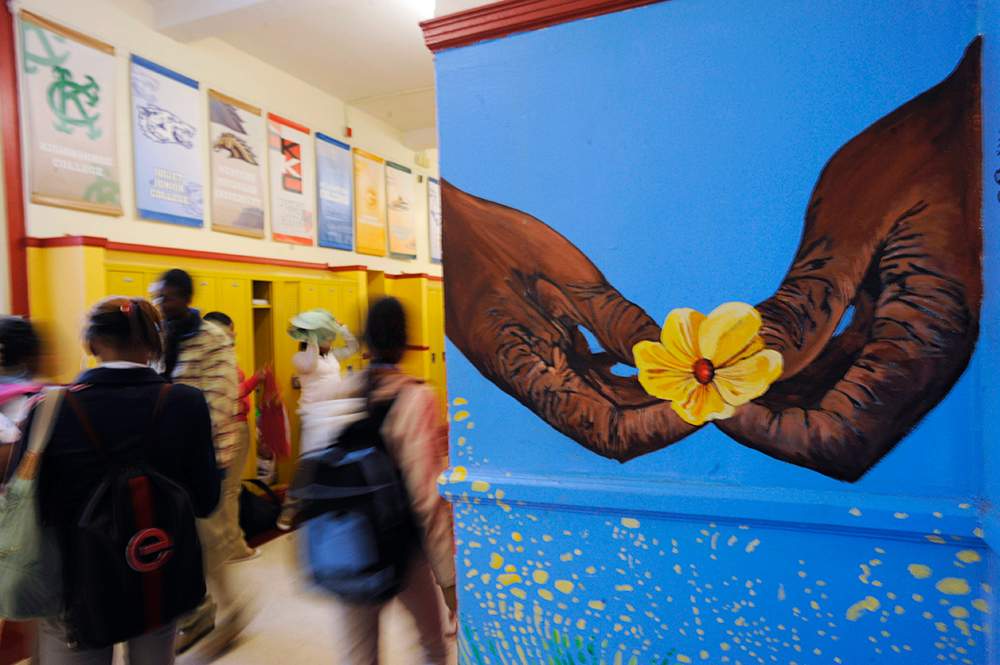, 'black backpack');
63,385,206,648
290,376,419,604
